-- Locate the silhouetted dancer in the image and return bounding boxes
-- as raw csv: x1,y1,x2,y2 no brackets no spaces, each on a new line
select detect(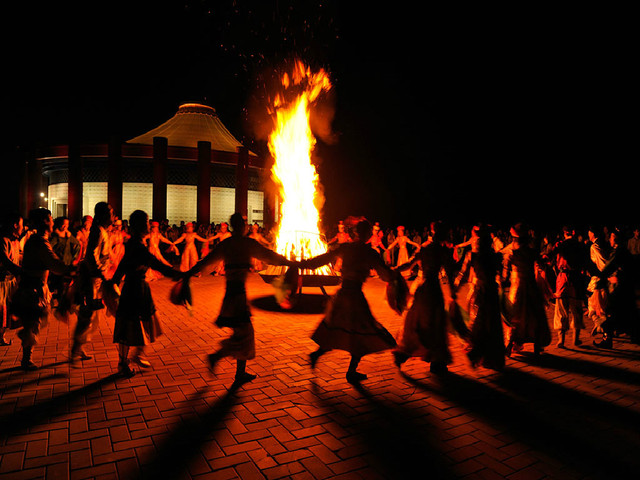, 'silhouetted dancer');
111,210,183,377
299,220,397,383
72,202,114,365
392,221,458,374
593,228,639,348
11,209,71,370
454,225,505,371
547,226,588,347
185,213,296,385
501,223,551,356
